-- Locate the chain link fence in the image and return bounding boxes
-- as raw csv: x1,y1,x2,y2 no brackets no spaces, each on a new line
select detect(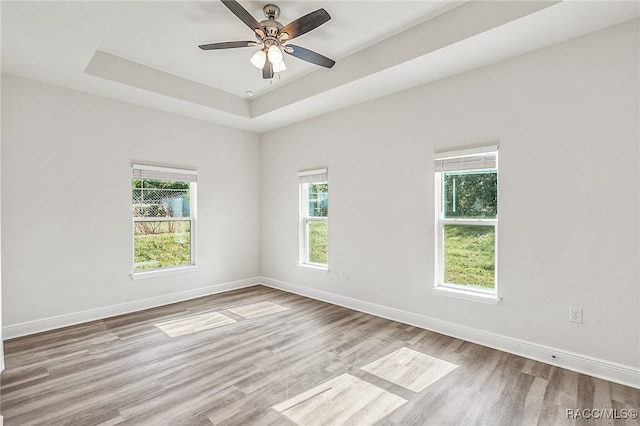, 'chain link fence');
133,188,190,218
133,188,191,236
